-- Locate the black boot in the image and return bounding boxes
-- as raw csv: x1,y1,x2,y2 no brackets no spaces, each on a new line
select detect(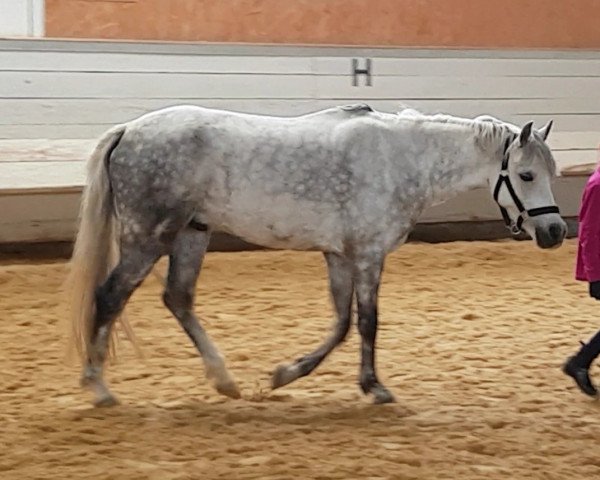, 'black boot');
562,330,600,397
